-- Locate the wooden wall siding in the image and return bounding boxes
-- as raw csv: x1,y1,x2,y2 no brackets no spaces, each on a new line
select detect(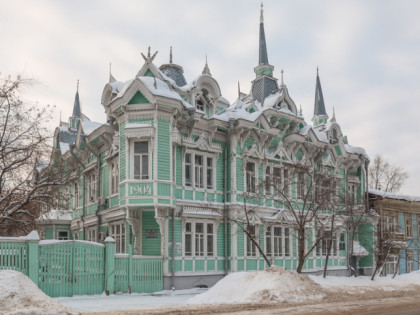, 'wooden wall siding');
110,195,119,207
236,157,244,191
237,226,244,257
158,183,171,197
102,165,110,197
88,203,97,215
213,141,226,193
157,119,170,181
168,219,182,257
119,122,126,183
142,211,161,256
358,223,374,268
195,191,205,201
